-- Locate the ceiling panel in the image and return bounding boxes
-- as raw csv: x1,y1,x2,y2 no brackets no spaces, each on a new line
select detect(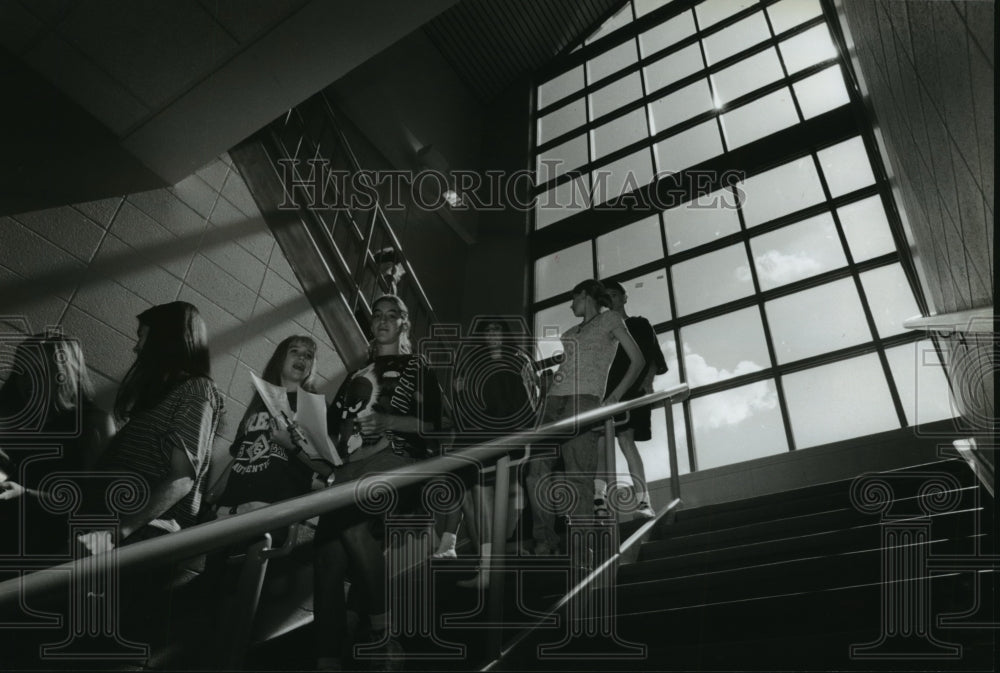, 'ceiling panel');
56,0,240,109
194,0,309,44
424,0,625,102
